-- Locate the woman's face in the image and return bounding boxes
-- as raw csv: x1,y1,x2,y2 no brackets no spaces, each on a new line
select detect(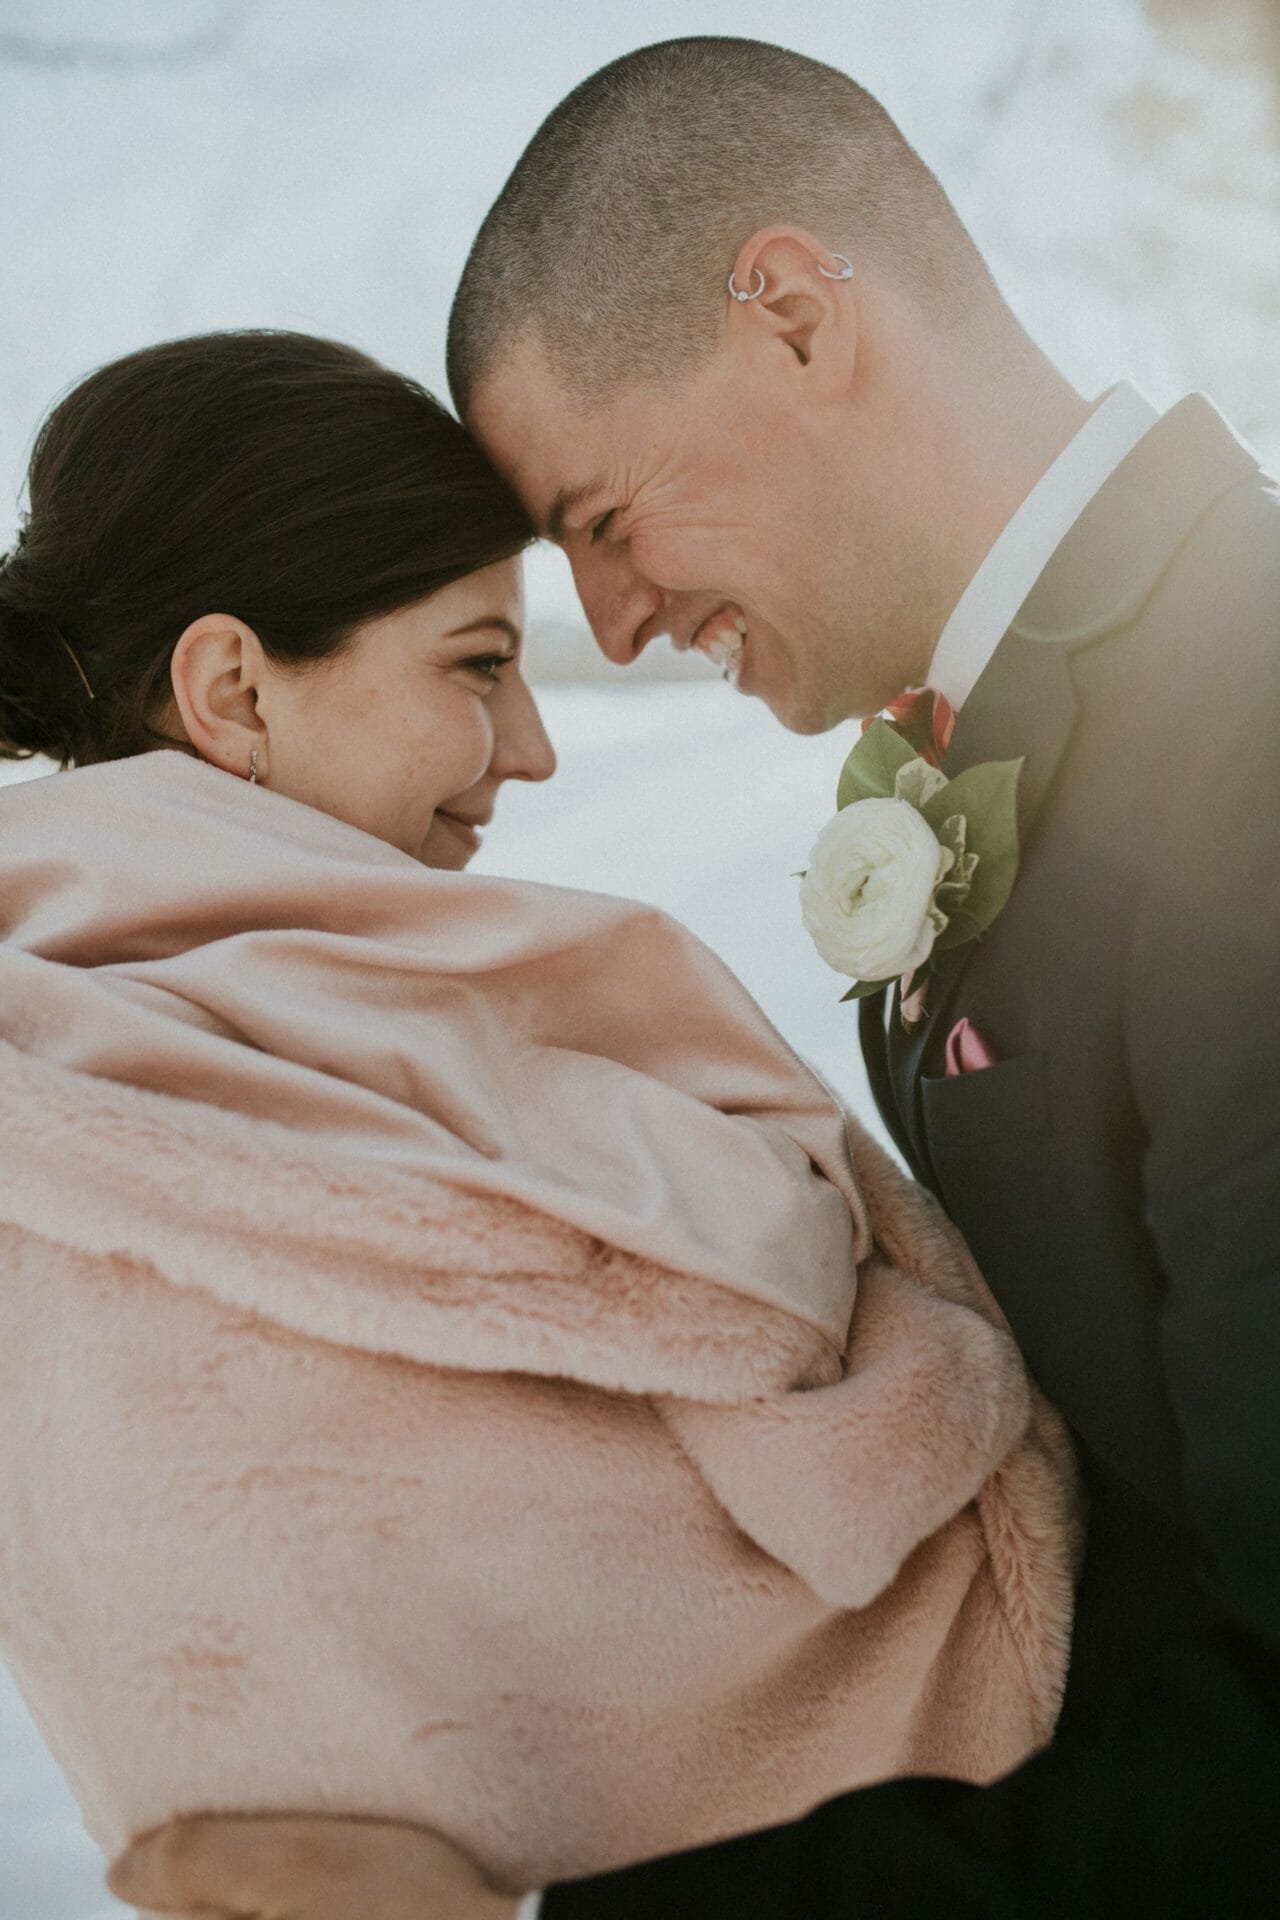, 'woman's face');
258,557,555,867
